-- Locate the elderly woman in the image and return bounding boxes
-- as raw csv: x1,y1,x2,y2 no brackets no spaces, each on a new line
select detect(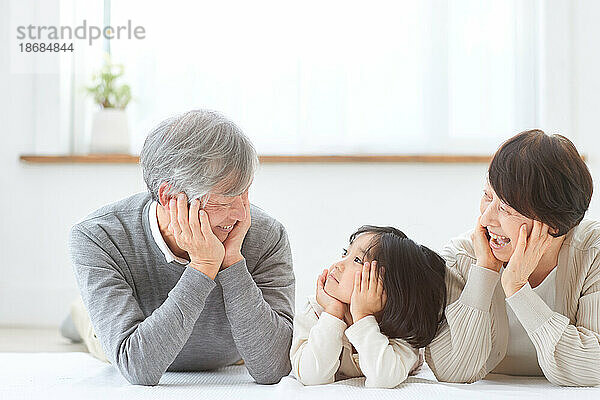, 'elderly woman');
68,110,295,386
426,130,600,386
